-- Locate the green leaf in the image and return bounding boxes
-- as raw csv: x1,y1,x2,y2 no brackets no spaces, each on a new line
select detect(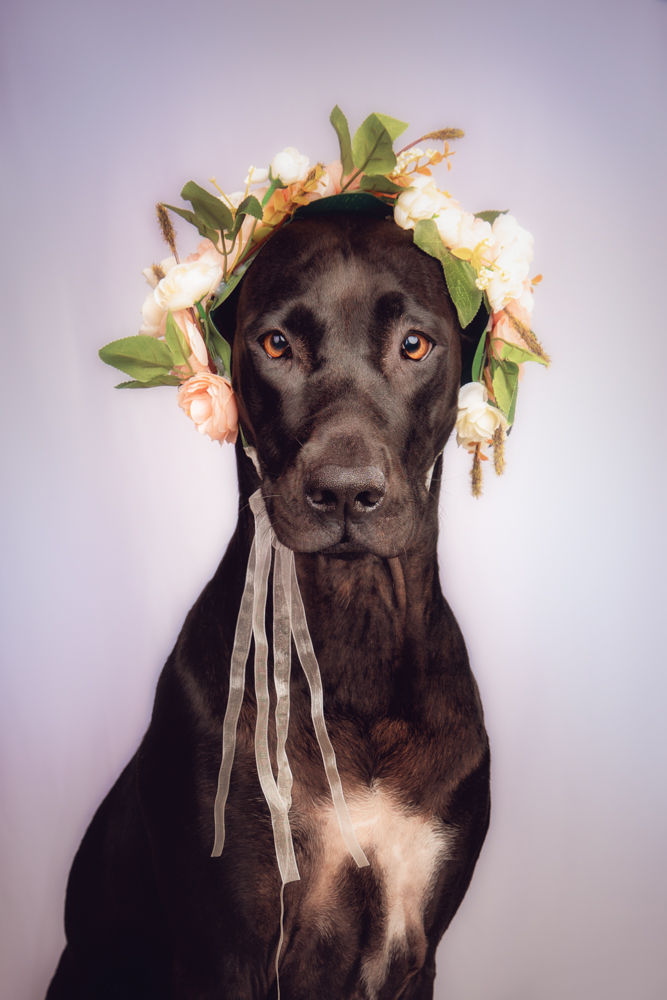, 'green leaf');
374,112,409,141
163,204,219,245
507,386,518,426
206,312,232,377
351,112,408,176
330,105,354,176
474,210,508,225
223,194,264,245
181,180,233,232
491,359,519,419
413,218,447,258
236,195,263,221
359,174,405,194
164,311,191,366
471,331,487,383
99,336,175,382
413,219,483,328
115,375,183,388
495,338,548,366
209,263,249,311
439,254,483,329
